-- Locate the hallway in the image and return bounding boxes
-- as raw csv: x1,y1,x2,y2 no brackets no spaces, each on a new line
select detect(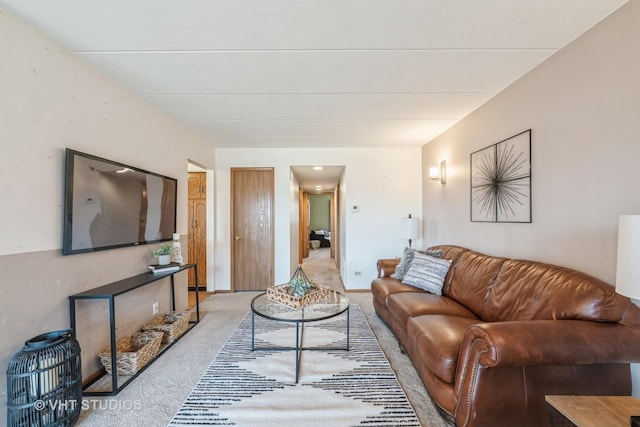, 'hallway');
301,247,344,292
